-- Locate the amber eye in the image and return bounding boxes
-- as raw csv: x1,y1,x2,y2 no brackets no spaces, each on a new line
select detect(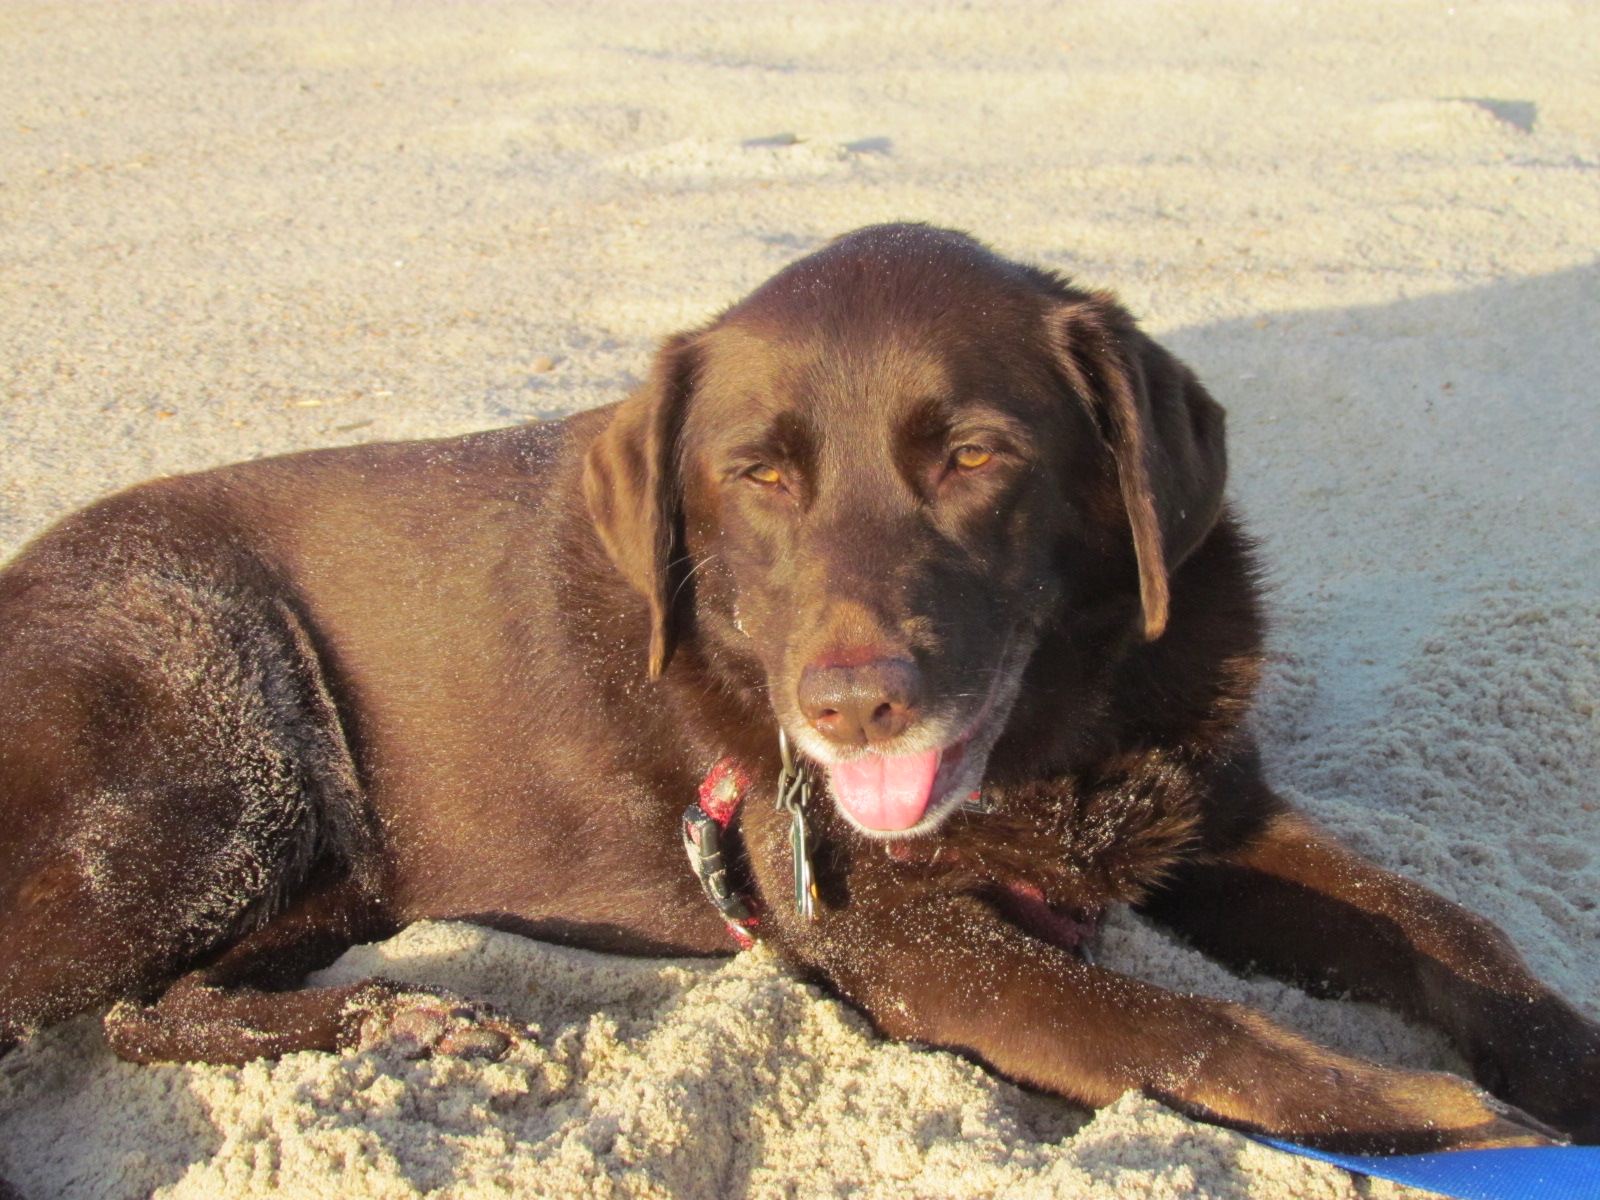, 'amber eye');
952,445,992,470
746,464,782,486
